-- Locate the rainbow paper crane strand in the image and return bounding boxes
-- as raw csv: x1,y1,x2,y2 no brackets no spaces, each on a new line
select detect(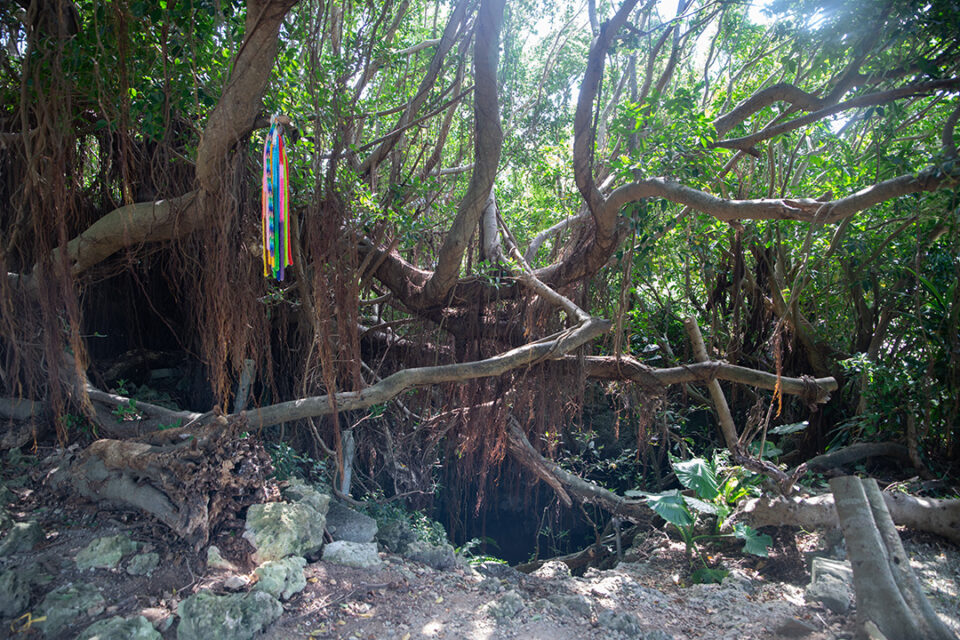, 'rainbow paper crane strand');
261,115,293,280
